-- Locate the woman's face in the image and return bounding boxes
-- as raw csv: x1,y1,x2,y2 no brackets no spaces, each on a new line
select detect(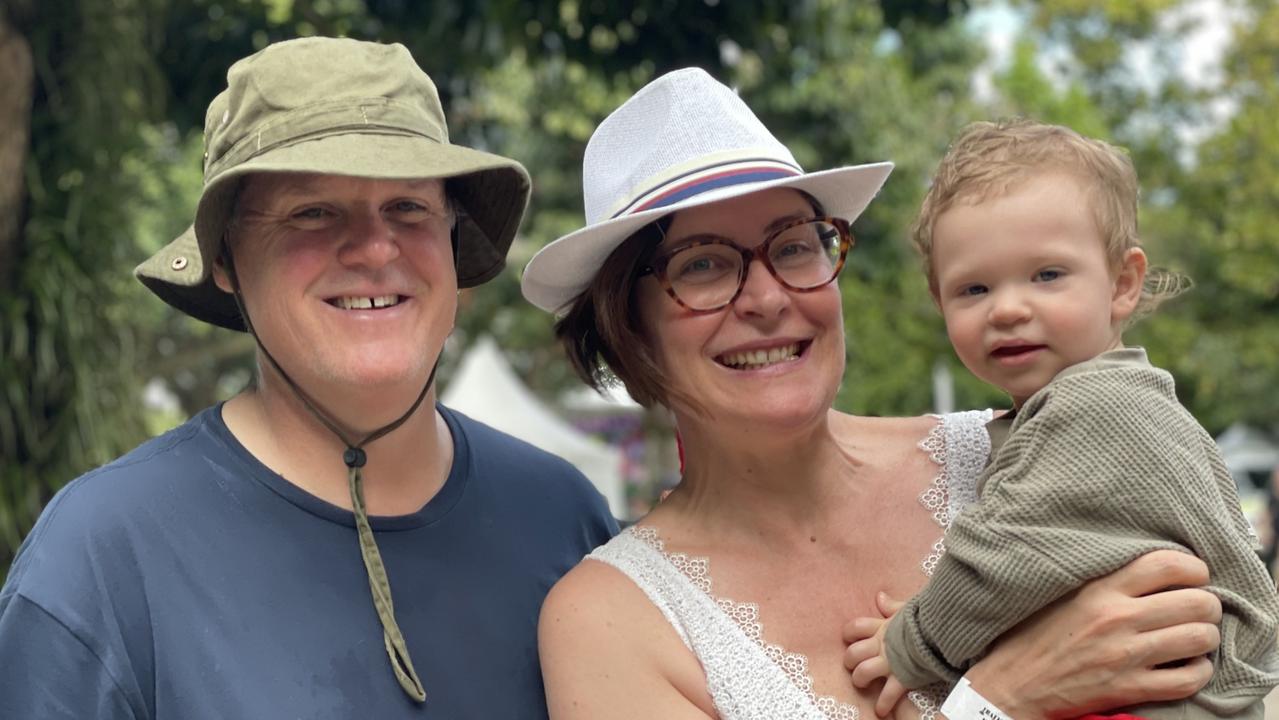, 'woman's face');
636,188,846,431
